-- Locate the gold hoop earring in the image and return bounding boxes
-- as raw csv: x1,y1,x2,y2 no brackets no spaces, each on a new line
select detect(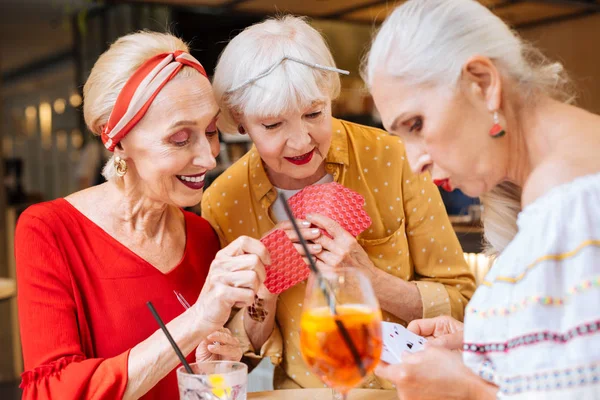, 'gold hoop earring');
114,156,128,177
